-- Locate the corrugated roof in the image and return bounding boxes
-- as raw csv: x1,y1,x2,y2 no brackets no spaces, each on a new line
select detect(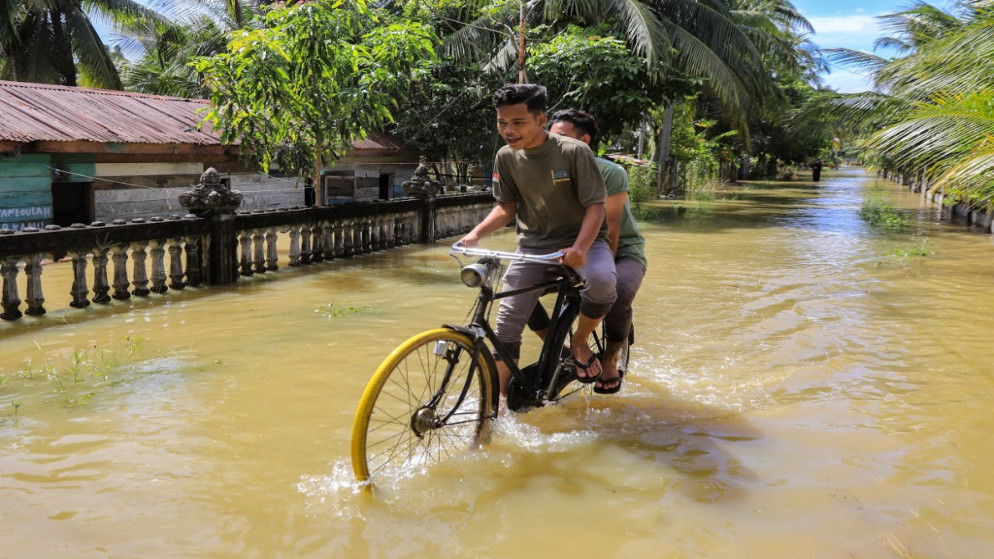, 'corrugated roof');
0,80,220,145
0,80,421,153
353,132,415,152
